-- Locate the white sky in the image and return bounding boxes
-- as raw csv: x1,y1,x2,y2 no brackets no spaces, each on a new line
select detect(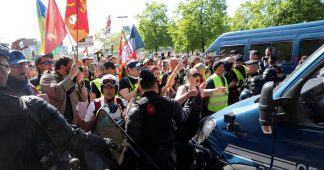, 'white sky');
0,0,246,46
